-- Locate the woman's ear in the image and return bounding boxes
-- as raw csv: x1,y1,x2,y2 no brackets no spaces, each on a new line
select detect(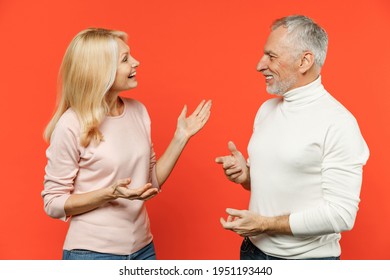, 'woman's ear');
299,51,315,74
